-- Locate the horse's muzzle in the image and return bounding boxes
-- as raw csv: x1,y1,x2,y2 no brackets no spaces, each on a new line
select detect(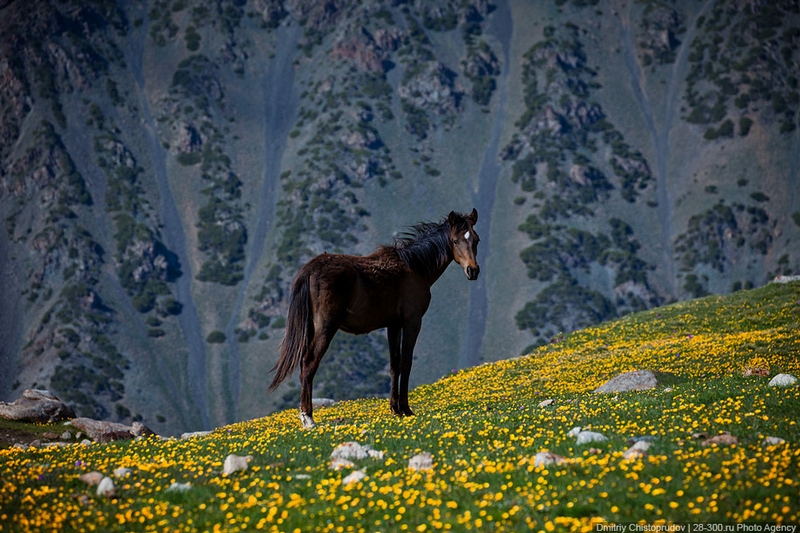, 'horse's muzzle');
465,265,480,280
